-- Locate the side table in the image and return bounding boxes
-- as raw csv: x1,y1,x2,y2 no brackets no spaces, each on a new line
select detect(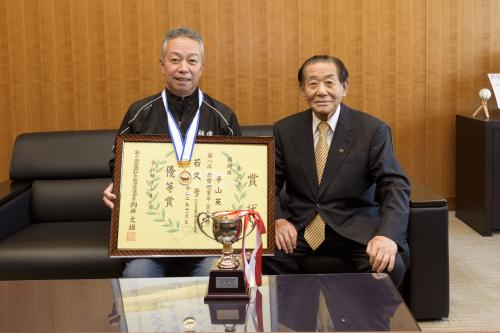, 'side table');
455,113,500,235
